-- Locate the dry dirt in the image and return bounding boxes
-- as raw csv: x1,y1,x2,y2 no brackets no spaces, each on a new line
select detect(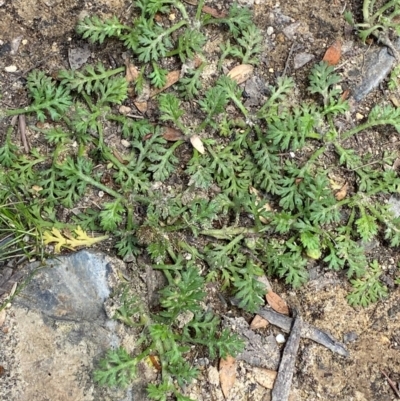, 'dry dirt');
1,0,400,400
